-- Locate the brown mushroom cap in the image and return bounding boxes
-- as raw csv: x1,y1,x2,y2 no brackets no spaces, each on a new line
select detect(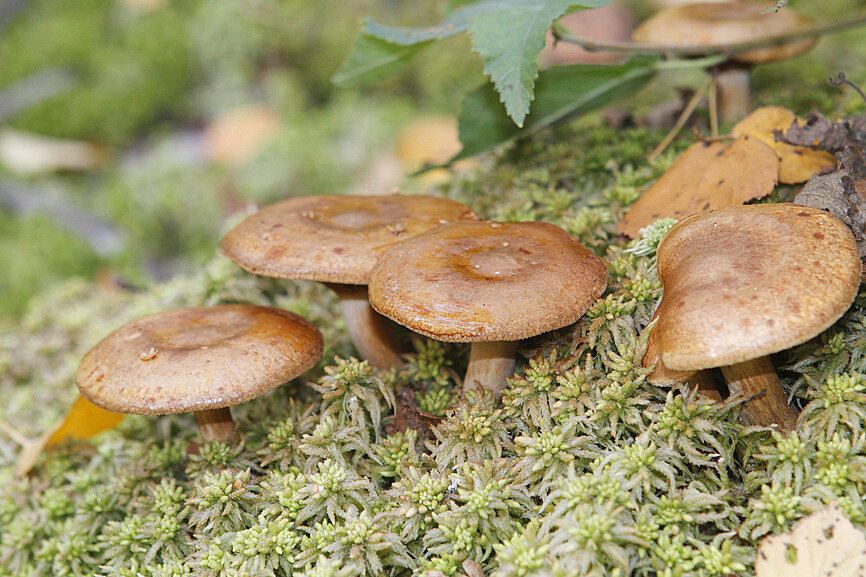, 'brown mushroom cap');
76,305,323,415
655,203,861,371
368,221,608,342
220,194,479,285
632,2,816,64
